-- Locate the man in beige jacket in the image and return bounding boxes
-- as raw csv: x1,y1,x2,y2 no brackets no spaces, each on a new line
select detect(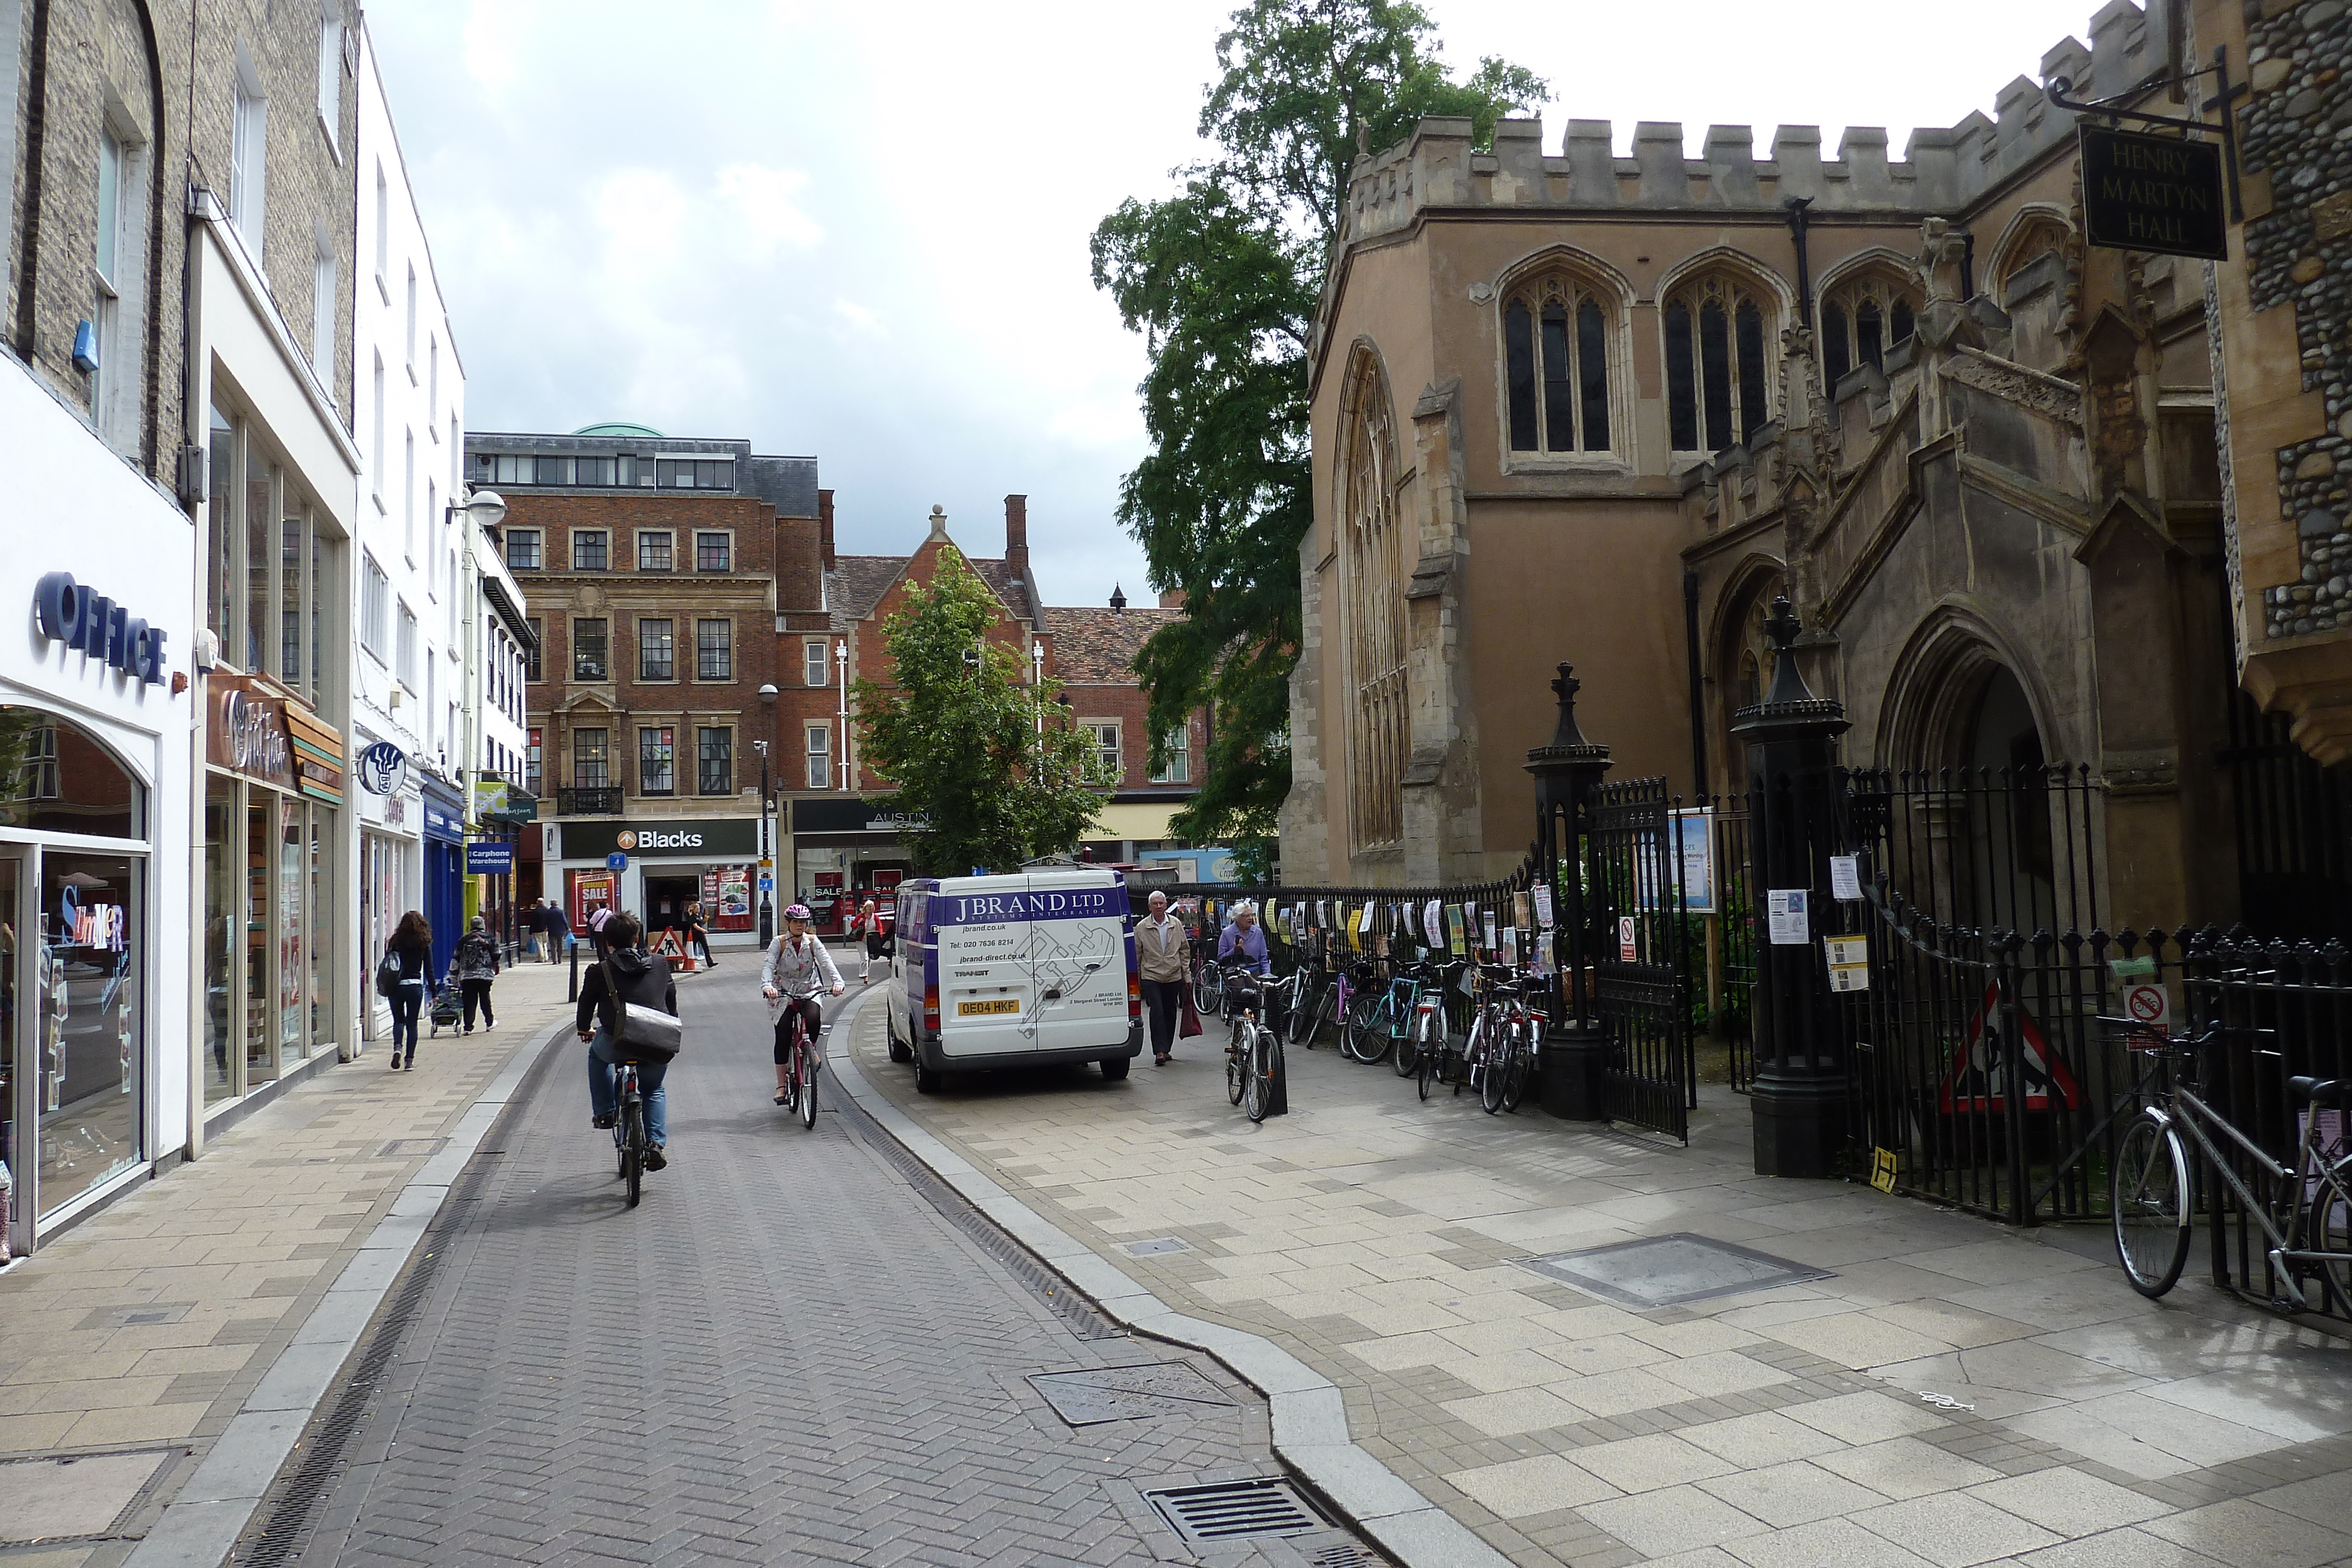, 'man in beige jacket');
1134,889,1189,1064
